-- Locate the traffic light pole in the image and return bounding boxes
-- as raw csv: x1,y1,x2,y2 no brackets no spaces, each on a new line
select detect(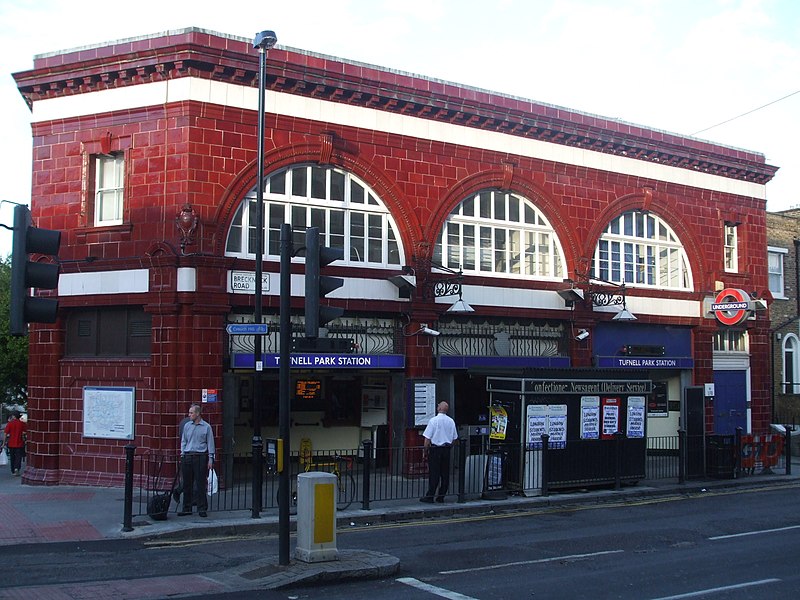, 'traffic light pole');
278,222,292,566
